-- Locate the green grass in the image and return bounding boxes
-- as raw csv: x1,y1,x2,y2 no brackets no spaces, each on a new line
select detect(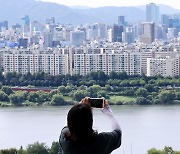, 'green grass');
109,95,137,104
